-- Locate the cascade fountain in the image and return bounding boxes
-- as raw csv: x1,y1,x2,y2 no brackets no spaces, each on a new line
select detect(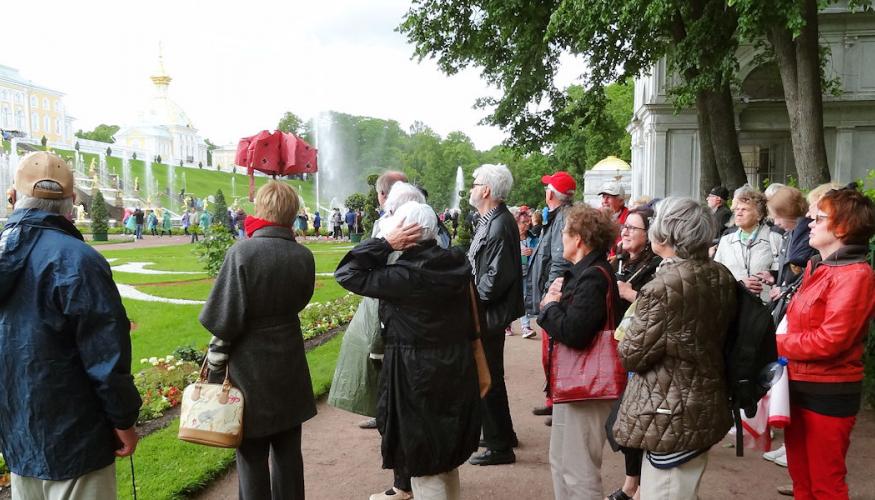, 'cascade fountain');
231,176,236,199
99,153,108,188
167,163,176,212
144,157,154,206
74,151,84,177
121,154,131,197
451,166,464,210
